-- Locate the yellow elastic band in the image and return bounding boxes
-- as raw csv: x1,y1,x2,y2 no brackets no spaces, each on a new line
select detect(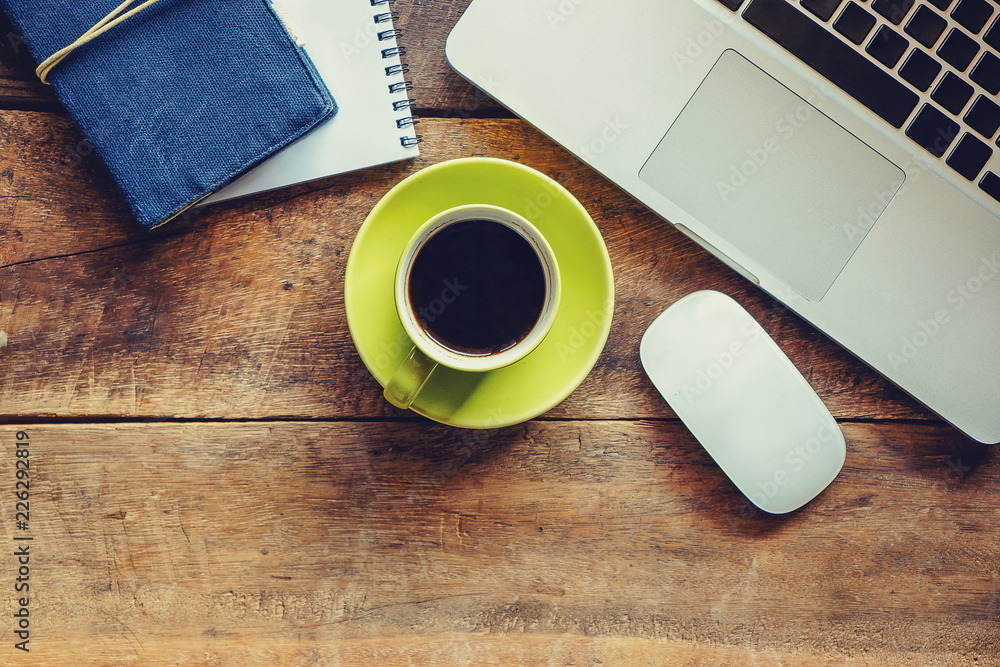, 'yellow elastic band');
36,0,165,84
